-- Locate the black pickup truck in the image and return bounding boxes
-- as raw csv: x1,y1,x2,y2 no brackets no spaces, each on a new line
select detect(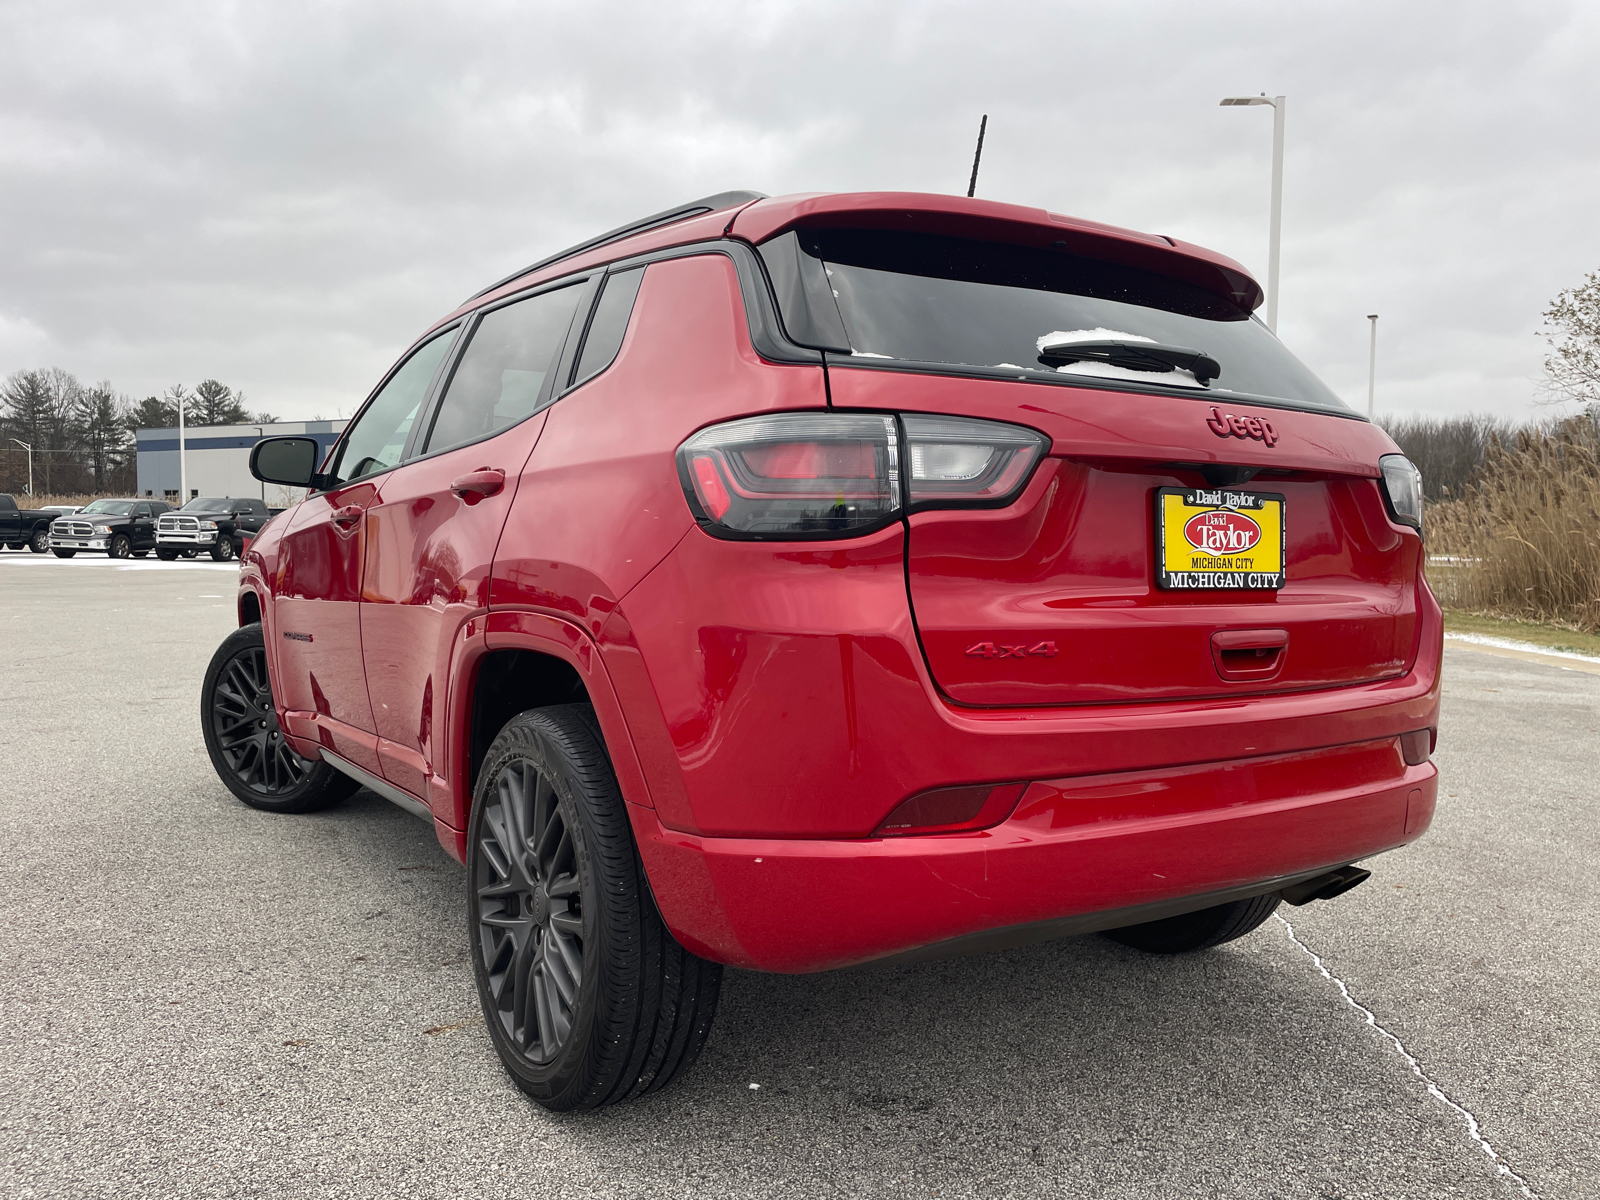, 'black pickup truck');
48,498,172,557
155,496,279,561
0,494,58,553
